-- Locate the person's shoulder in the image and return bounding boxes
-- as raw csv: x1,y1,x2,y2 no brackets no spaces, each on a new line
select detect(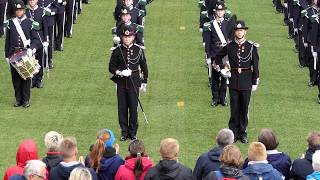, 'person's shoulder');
247,40,260,48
